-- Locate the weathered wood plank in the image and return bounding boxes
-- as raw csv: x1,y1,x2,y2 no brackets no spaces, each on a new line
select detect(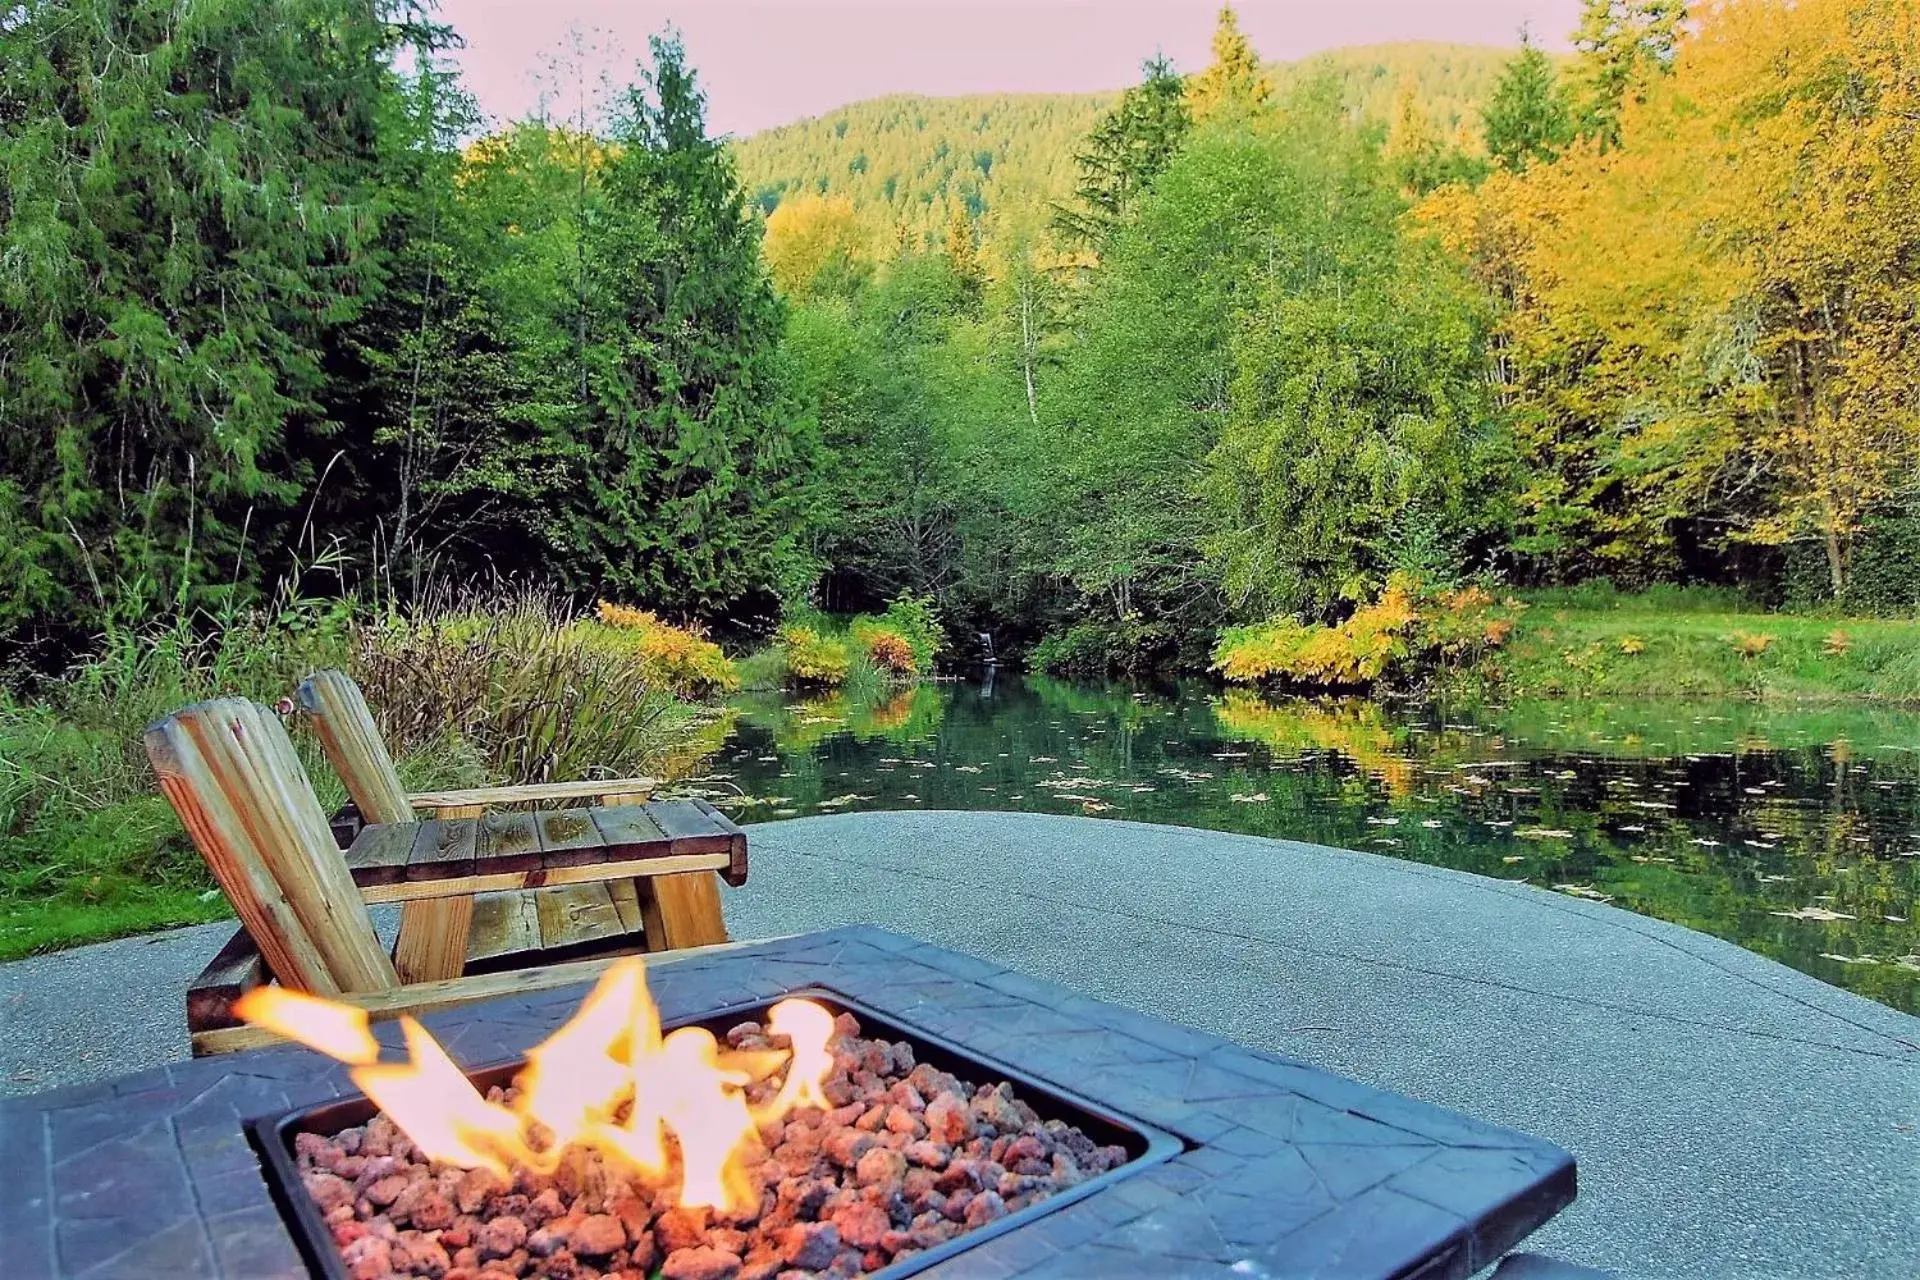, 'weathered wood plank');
185,928,269,1037
692,798,750,887
407,818,478,880
608,880,644,935
591,804,669,850
408,778,658,809
647,800,733,856
344,823,417,887
357,852,729,903
535,808,605,869
535,883,623,952
475,810,543,875
299,671,414,825
467,892,541,966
